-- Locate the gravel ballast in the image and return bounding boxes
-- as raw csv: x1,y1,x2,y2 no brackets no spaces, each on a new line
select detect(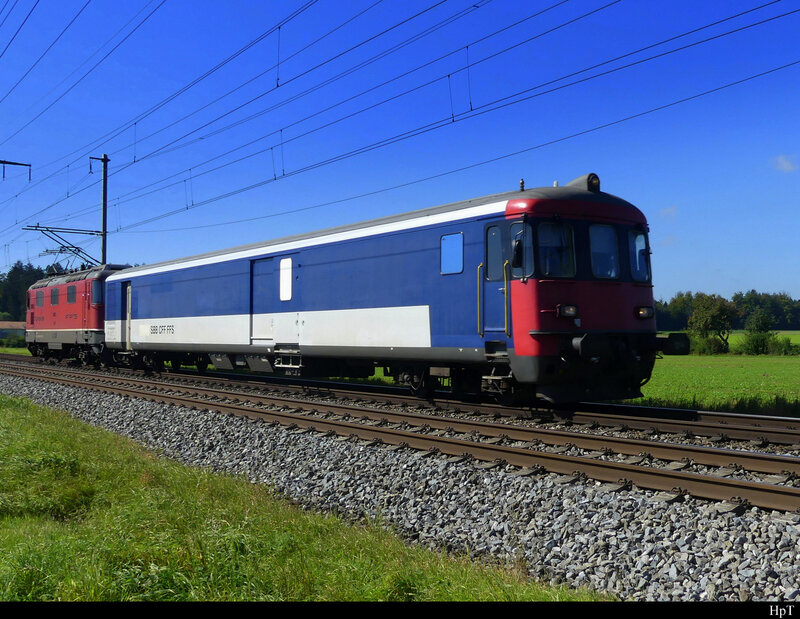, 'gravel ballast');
2,374,798,602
